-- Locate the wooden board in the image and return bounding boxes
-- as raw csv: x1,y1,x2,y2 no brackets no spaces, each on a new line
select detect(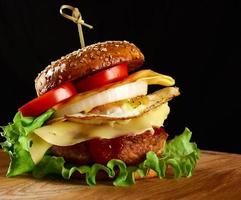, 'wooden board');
0,150,241,200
